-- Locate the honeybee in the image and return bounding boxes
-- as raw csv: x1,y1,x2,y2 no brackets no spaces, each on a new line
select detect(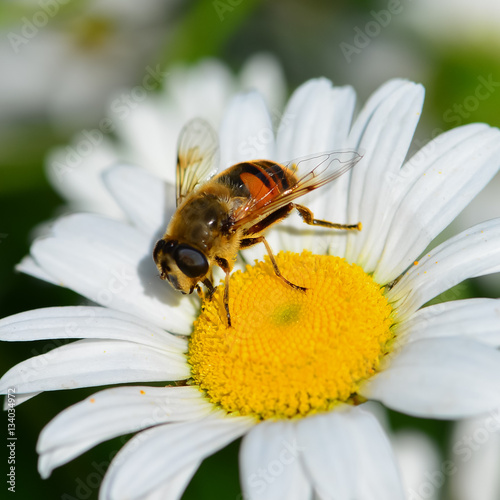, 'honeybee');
153,118,362,326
